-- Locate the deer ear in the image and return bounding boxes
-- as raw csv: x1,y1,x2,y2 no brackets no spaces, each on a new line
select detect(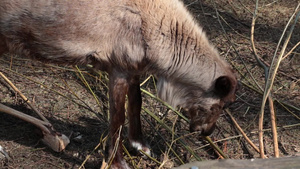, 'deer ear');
215,76,233,99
